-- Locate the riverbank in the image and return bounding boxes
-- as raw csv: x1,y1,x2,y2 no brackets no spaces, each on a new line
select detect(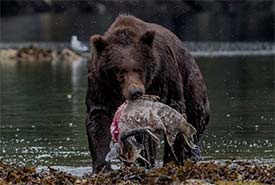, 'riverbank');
0,44,84,62
0,42,274,61
1,160,274,184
